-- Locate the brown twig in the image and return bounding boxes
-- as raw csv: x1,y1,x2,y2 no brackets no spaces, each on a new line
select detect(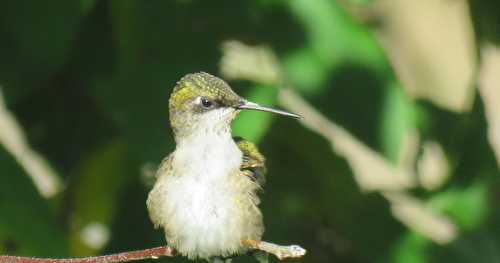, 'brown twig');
0,240,307,263
0,246,175,263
